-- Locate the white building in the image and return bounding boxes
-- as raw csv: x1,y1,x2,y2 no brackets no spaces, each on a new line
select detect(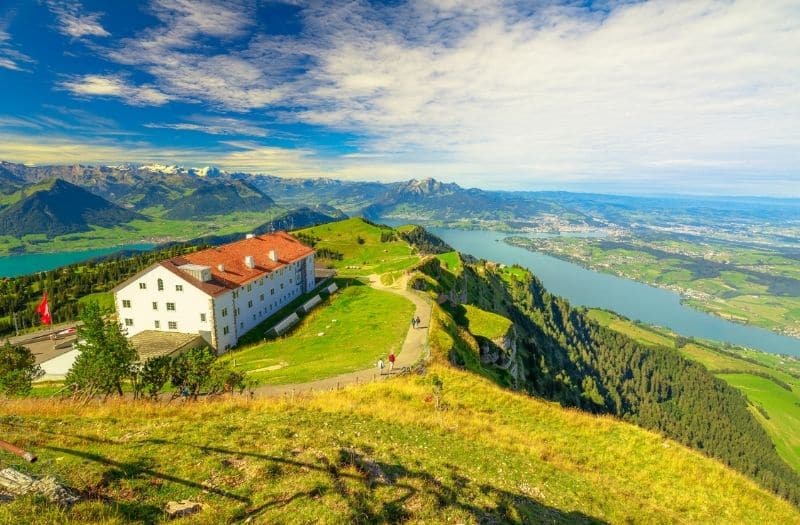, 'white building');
113,232,316,352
